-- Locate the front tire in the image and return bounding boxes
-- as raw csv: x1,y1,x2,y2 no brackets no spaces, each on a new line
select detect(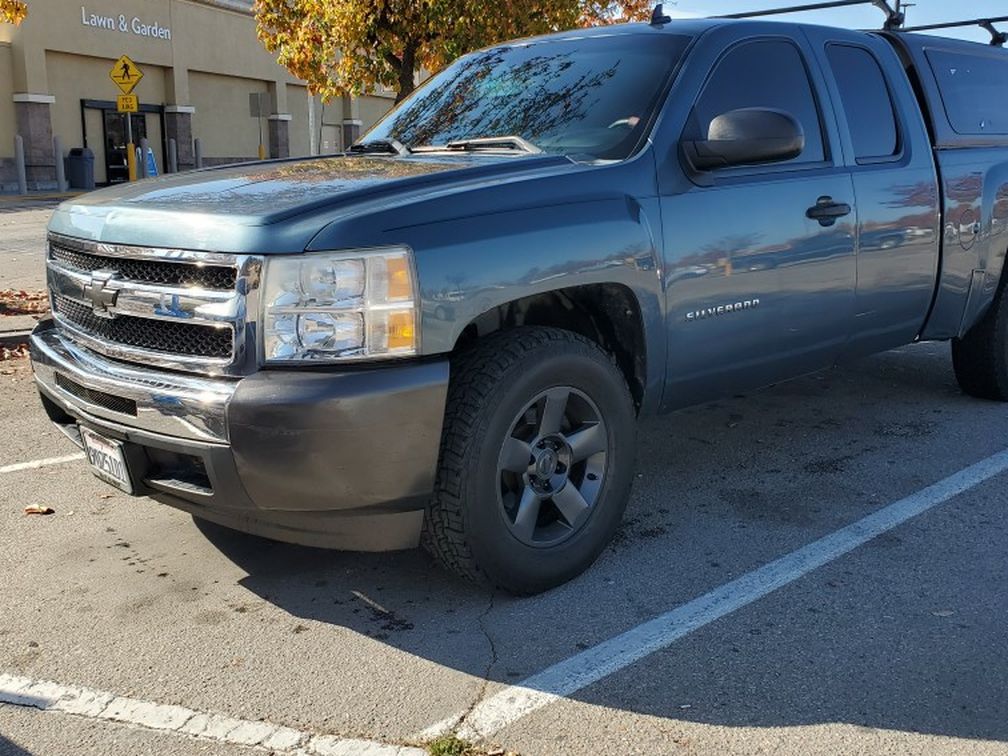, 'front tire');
423,327,636,594
952,277,1008,401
